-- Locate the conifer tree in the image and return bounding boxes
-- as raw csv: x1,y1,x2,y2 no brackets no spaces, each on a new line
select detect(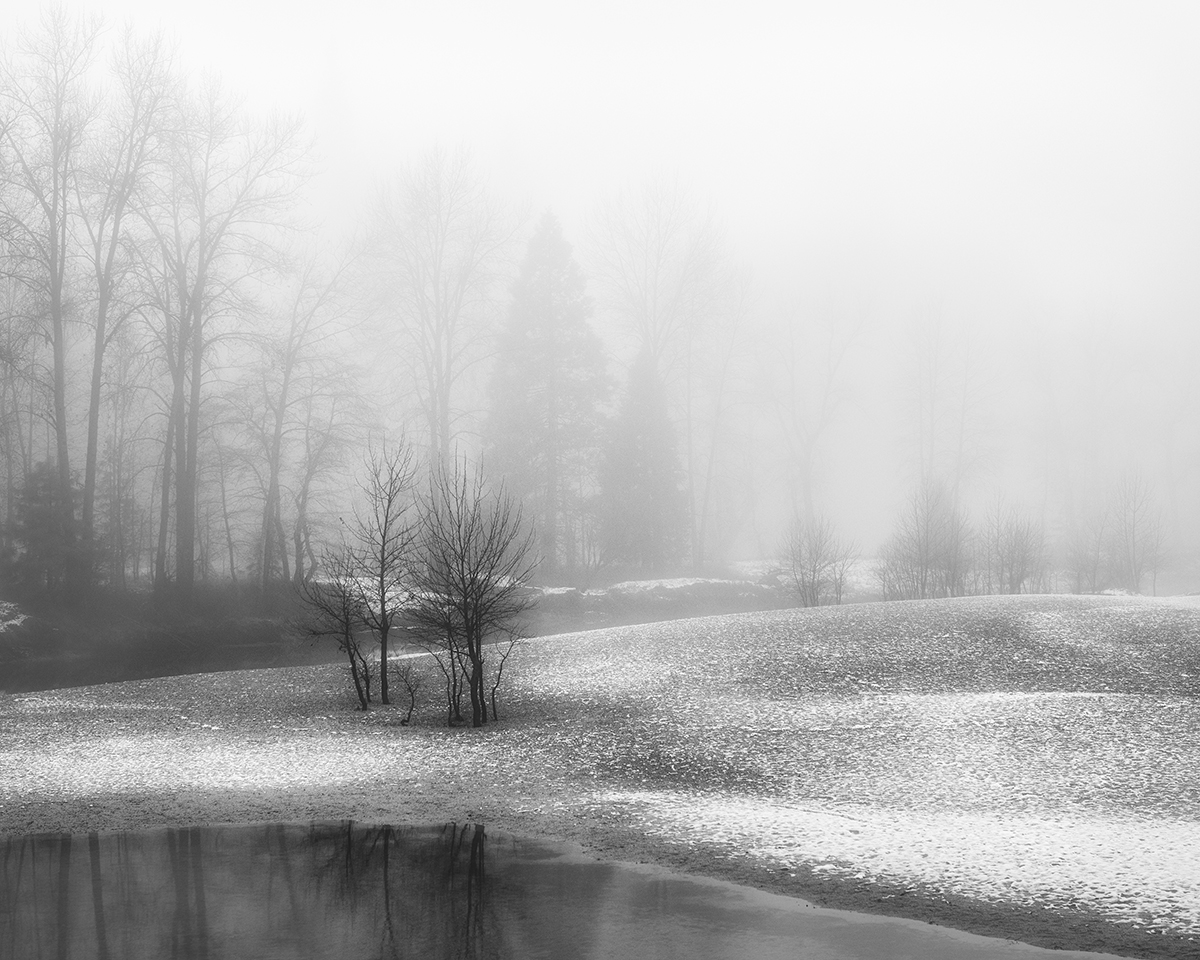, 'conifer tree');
484,212,607,577
599,349,688,574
